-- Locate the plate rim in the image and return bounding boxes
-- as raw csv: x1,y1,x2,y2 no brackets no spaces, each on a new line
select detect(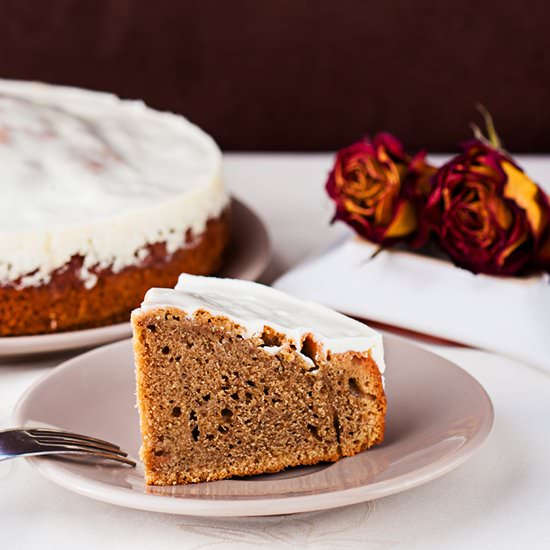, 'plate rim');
12,336,494,517
0,197,271,358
